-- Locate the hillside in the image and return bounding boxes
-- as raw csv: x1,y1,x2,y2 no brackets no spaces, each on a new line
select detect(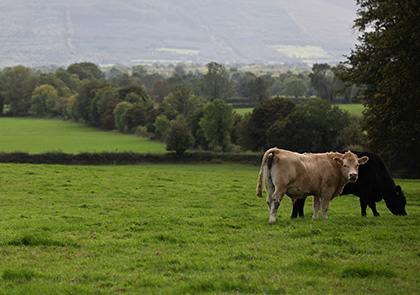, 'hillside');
0,0,358,67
